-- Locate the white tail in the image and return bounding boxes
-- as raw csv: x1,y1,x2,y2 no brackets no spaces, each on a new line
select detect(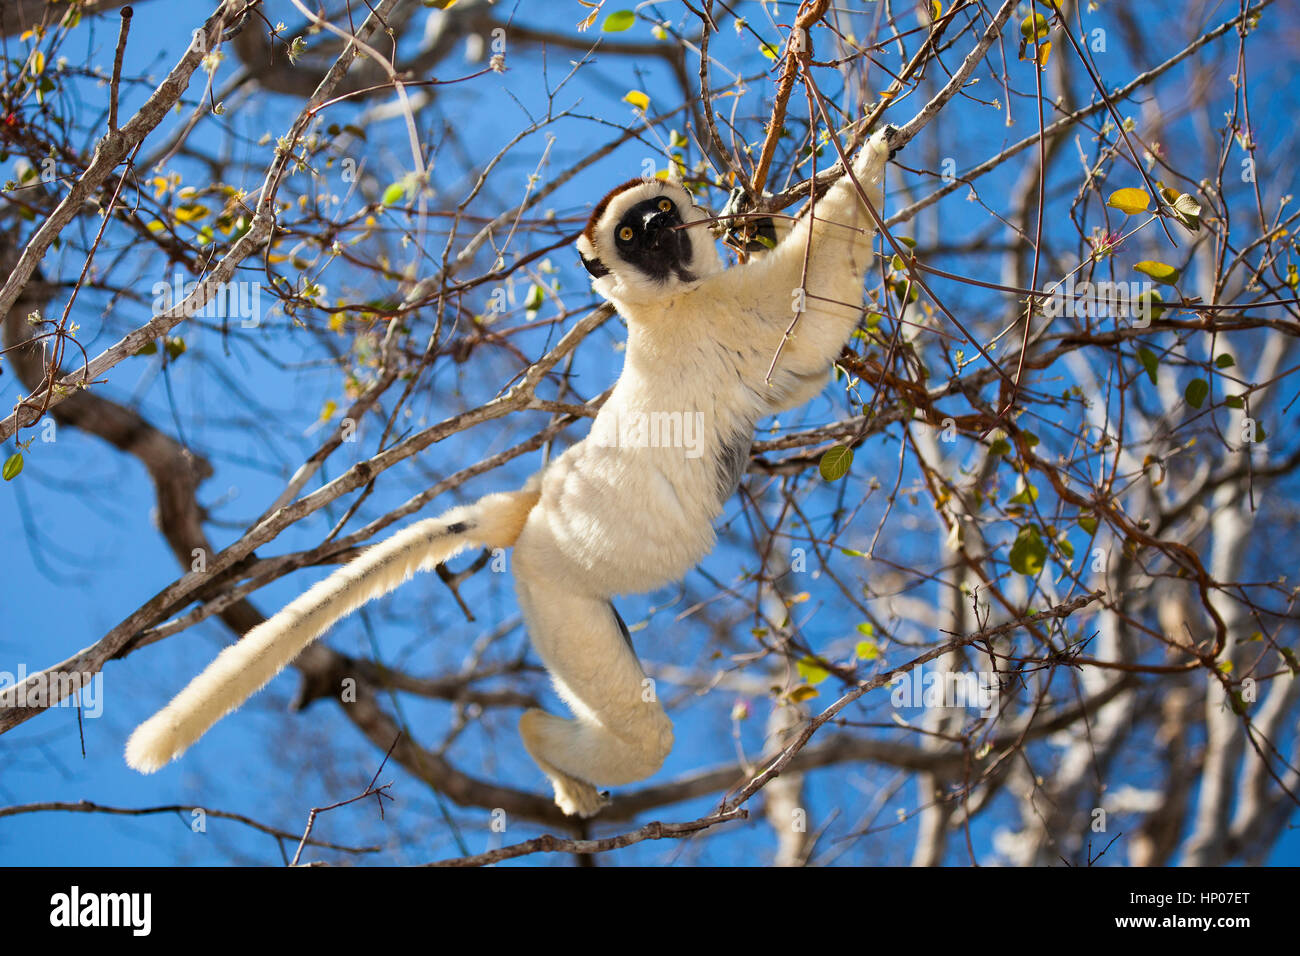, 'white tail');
126,487,539,772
